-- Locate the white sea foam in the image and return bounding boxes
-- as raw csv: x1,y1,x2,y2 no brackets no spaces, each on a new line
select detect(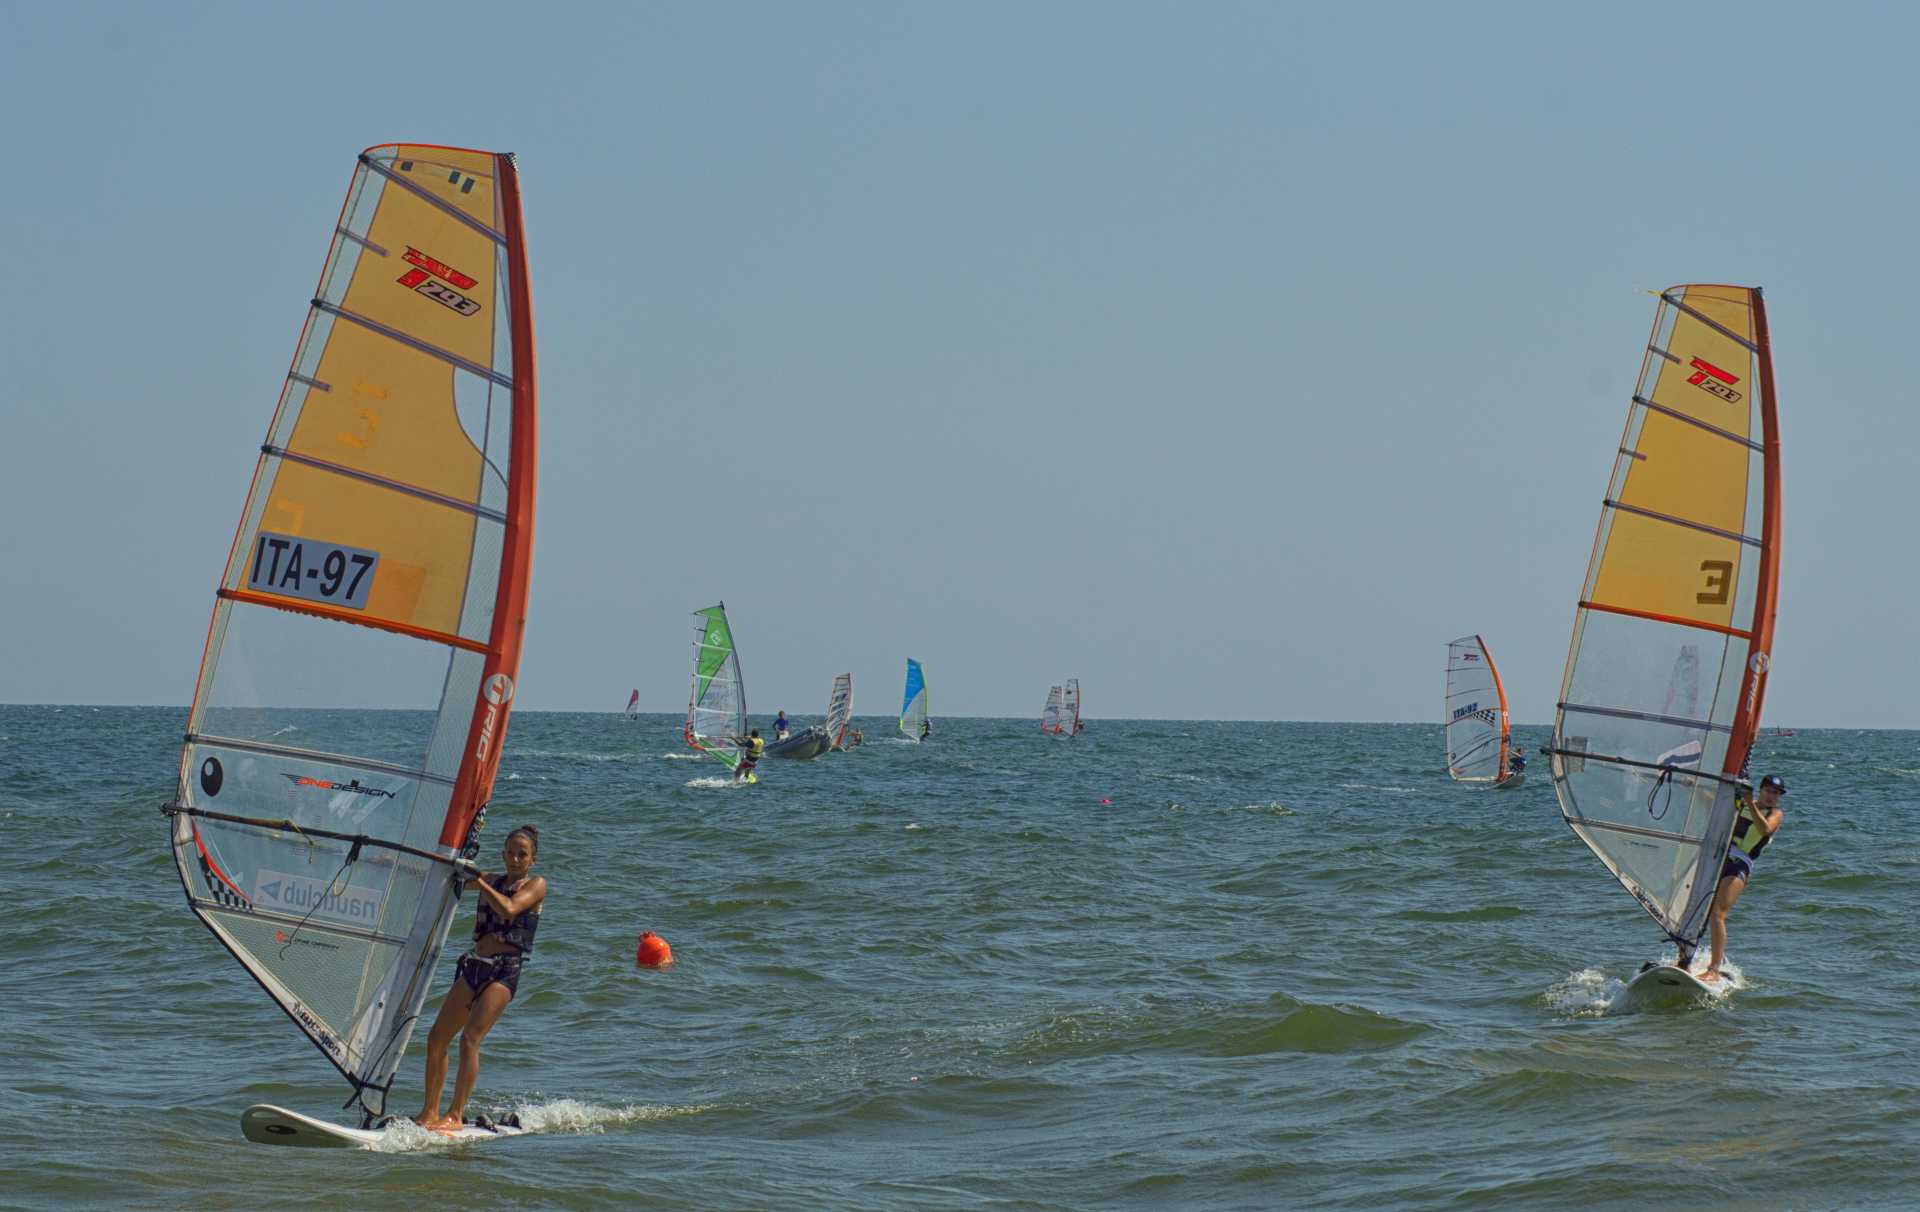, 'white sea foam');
1546,954,1747,1018
1340,782,1416,794
661,752,702,760
1544,967,1623,1017
685,776,740,789
364,1097,709,1152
